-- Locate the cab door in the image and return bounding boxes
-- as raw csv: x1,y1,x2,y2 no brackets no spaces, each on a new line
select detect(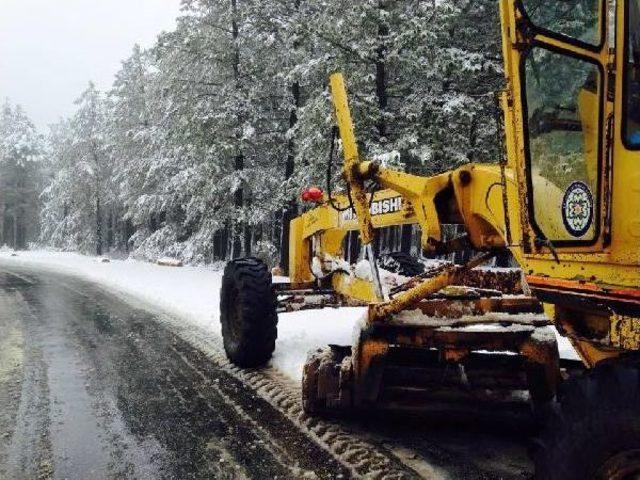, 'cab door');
502,0,611,254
